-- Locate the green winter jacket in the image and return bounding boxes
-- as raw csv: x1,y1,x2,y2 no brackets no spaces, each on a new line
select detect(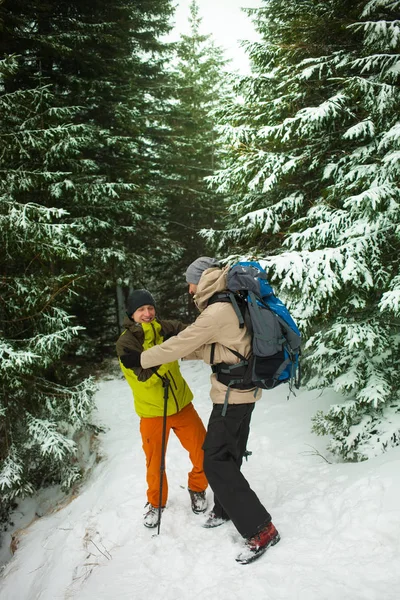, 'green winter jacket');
116,316,193,418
